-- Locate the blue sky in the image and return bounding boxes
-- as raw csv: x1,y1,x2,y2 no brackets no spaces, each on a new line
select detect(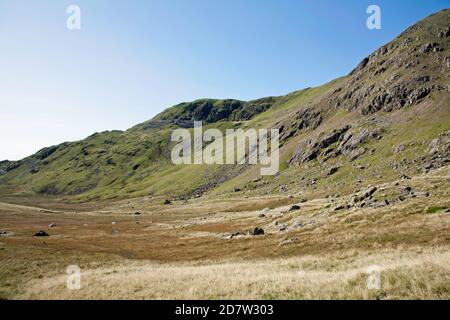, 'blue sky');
1,0,449,160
